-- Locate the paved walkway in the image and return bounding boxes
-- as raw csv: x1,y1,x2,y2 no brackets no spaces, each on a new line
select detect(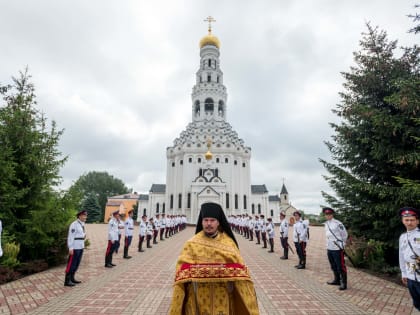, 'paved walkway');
0,224,418,315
